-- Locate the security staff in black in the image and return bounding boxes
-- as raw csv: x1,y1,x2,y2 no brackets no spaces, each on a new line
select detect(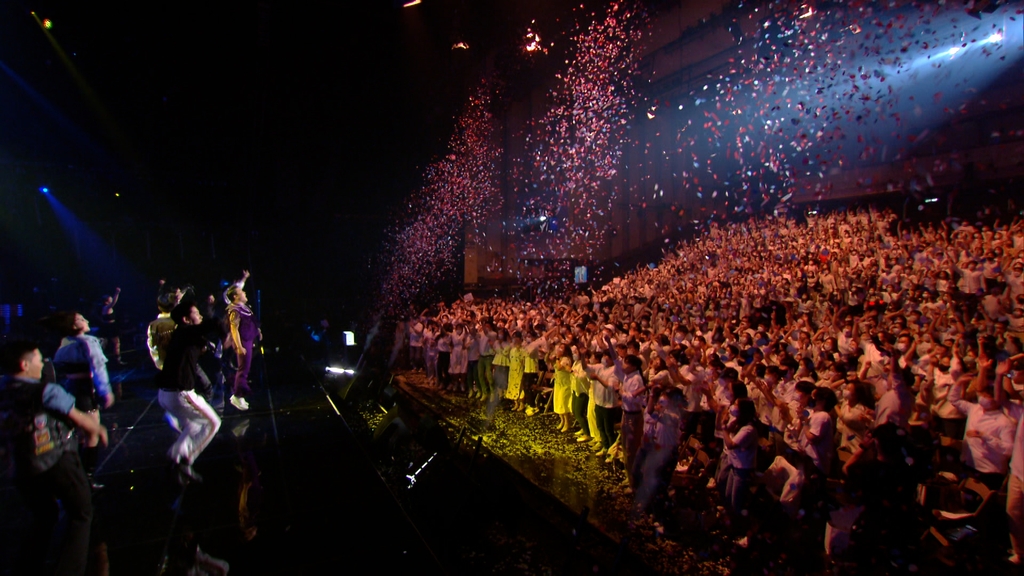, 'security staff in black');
0,340,108,576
